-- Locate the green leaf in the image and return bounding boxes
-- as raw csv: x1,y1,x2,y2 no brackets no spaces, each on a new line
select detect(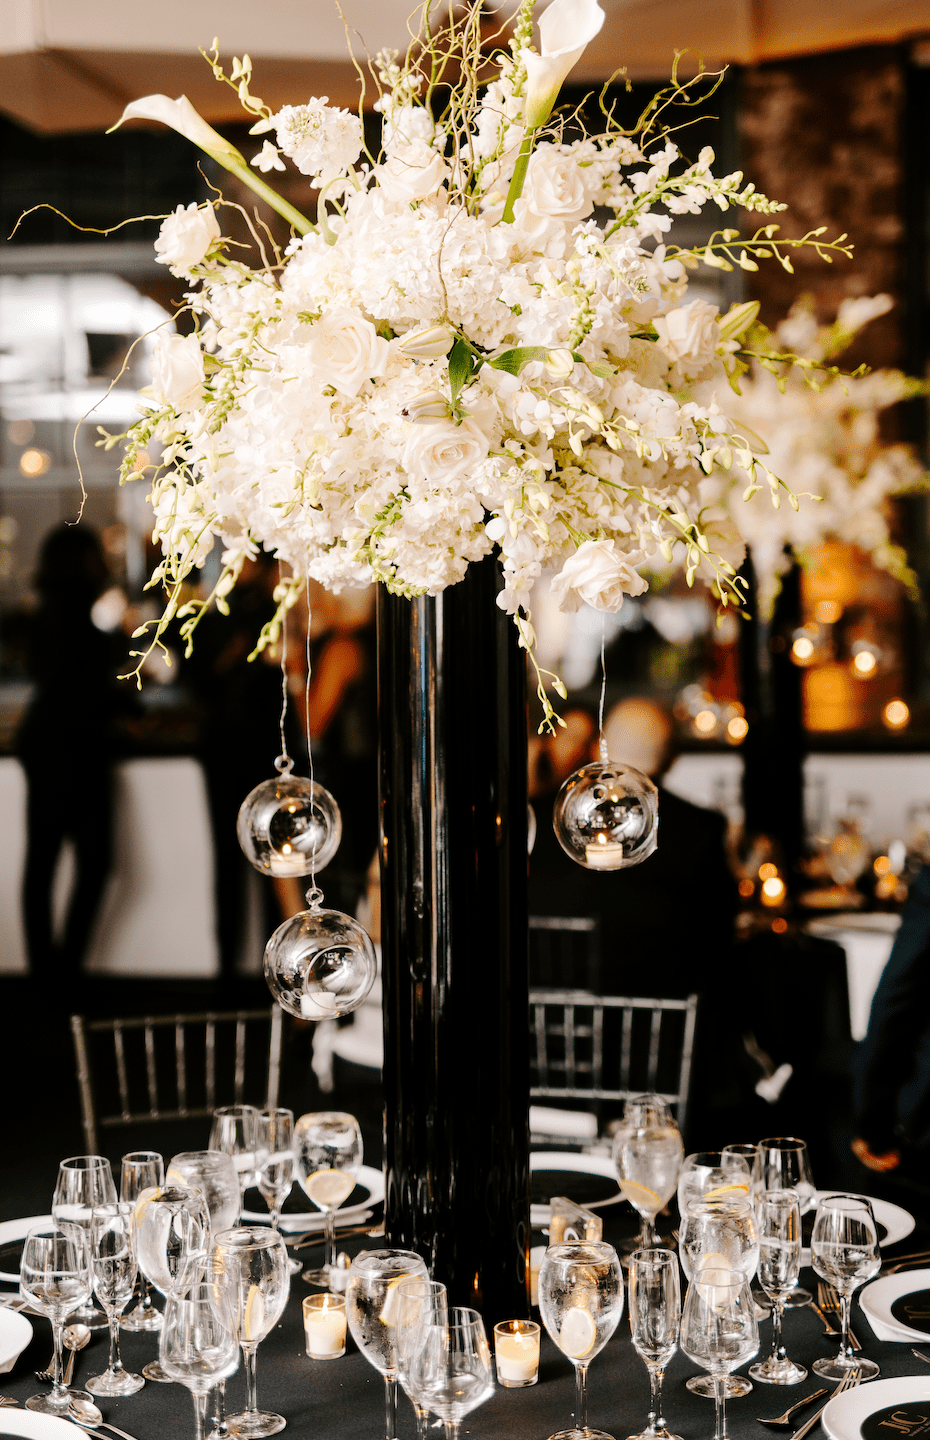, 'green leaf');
488,346,549,376
448,338,480,402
